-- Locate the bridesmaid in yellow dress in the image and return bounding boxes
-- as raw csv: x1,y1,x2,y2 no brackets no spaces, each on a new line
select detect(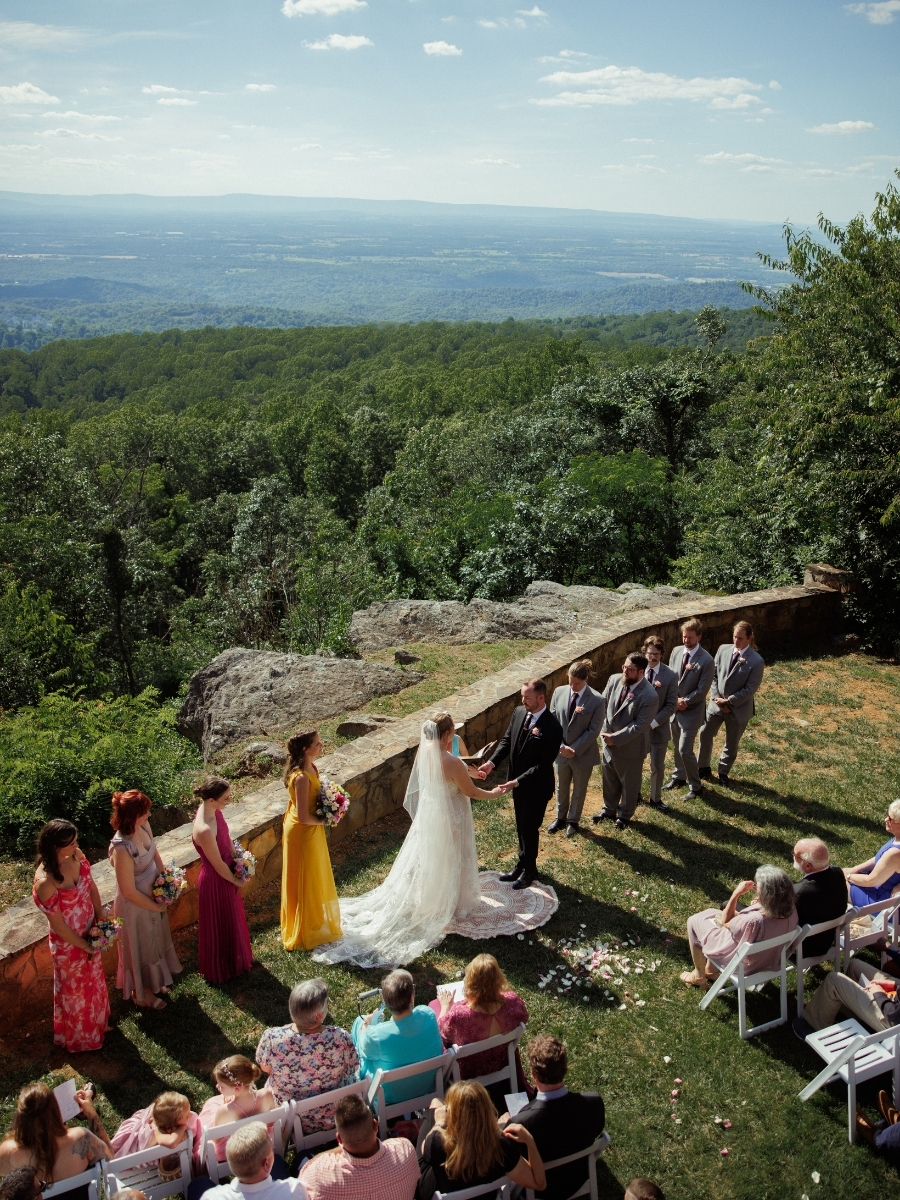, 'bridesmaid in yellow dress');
280,728,342,950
